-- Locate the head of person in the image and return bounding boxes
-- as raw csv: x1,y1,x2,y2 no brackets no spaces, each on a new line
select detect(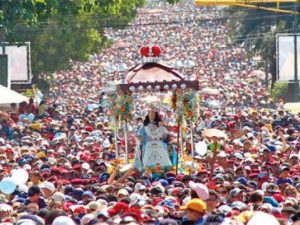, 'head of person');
289,154,299,165
206,190,220,212
144,109,161,126
230,188,243,202
30,171,43,185
181,198,207,222
279,167,290,180
28,185,41,203
262,148,271,160
284,185,297,198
